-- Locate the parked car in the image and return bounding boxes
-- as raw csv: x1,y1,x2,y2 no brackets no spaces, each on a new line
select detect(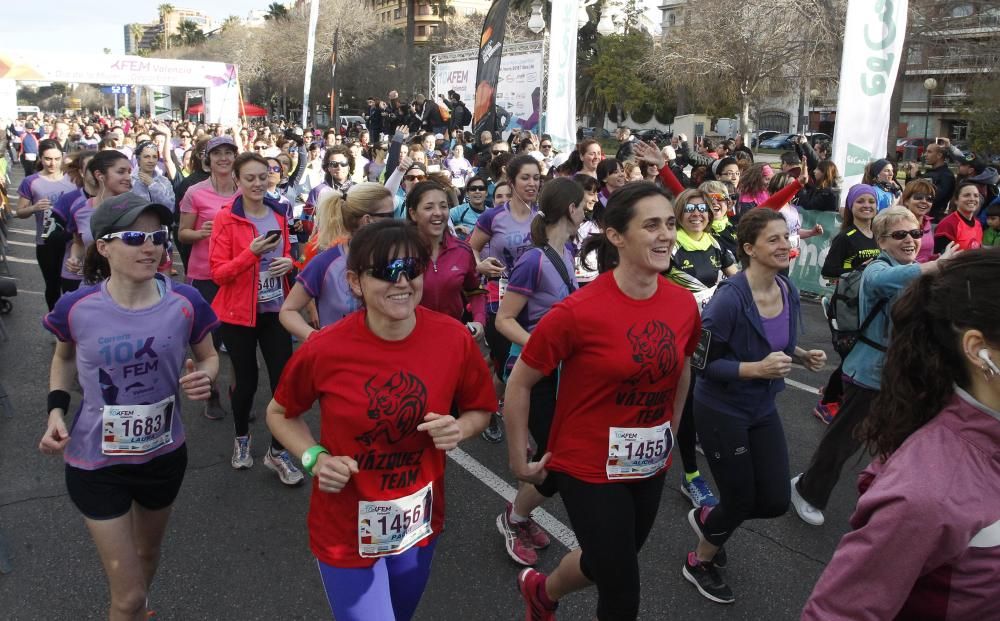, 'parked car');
578,126,611,140
634,129,671,146
807,132,831,145
339,115,367,136
759,132,830,150
895,137,934,159
751,130,780,149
